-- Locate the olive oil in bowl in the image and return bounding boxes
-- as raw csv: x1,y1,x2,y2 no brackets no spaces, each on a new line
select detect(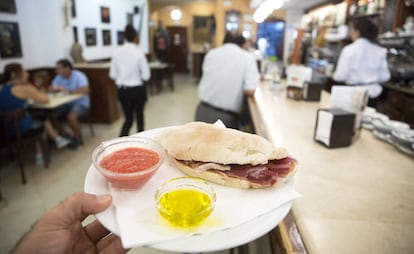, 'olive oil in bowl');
155,177,216,228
